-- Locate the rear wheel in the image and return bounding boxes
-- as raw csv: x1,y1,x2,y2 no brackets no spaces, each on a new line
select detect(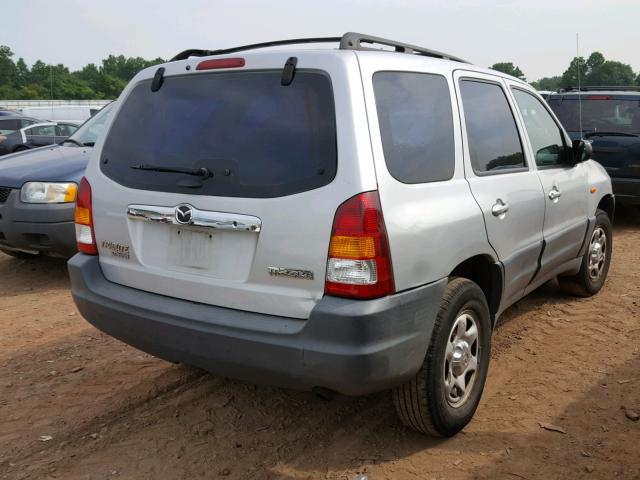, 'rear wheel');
393,277,491,437
558,209,612,297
